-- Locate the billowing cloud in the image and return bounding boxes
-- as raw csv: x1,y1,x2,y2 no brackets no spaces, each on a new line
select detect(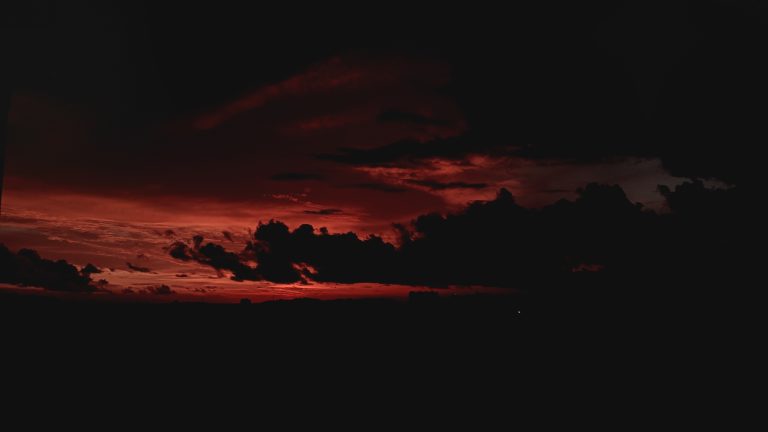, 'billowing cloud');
81,263,102,275
166,239,259,282
0,244,96,292
169,182,737,288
